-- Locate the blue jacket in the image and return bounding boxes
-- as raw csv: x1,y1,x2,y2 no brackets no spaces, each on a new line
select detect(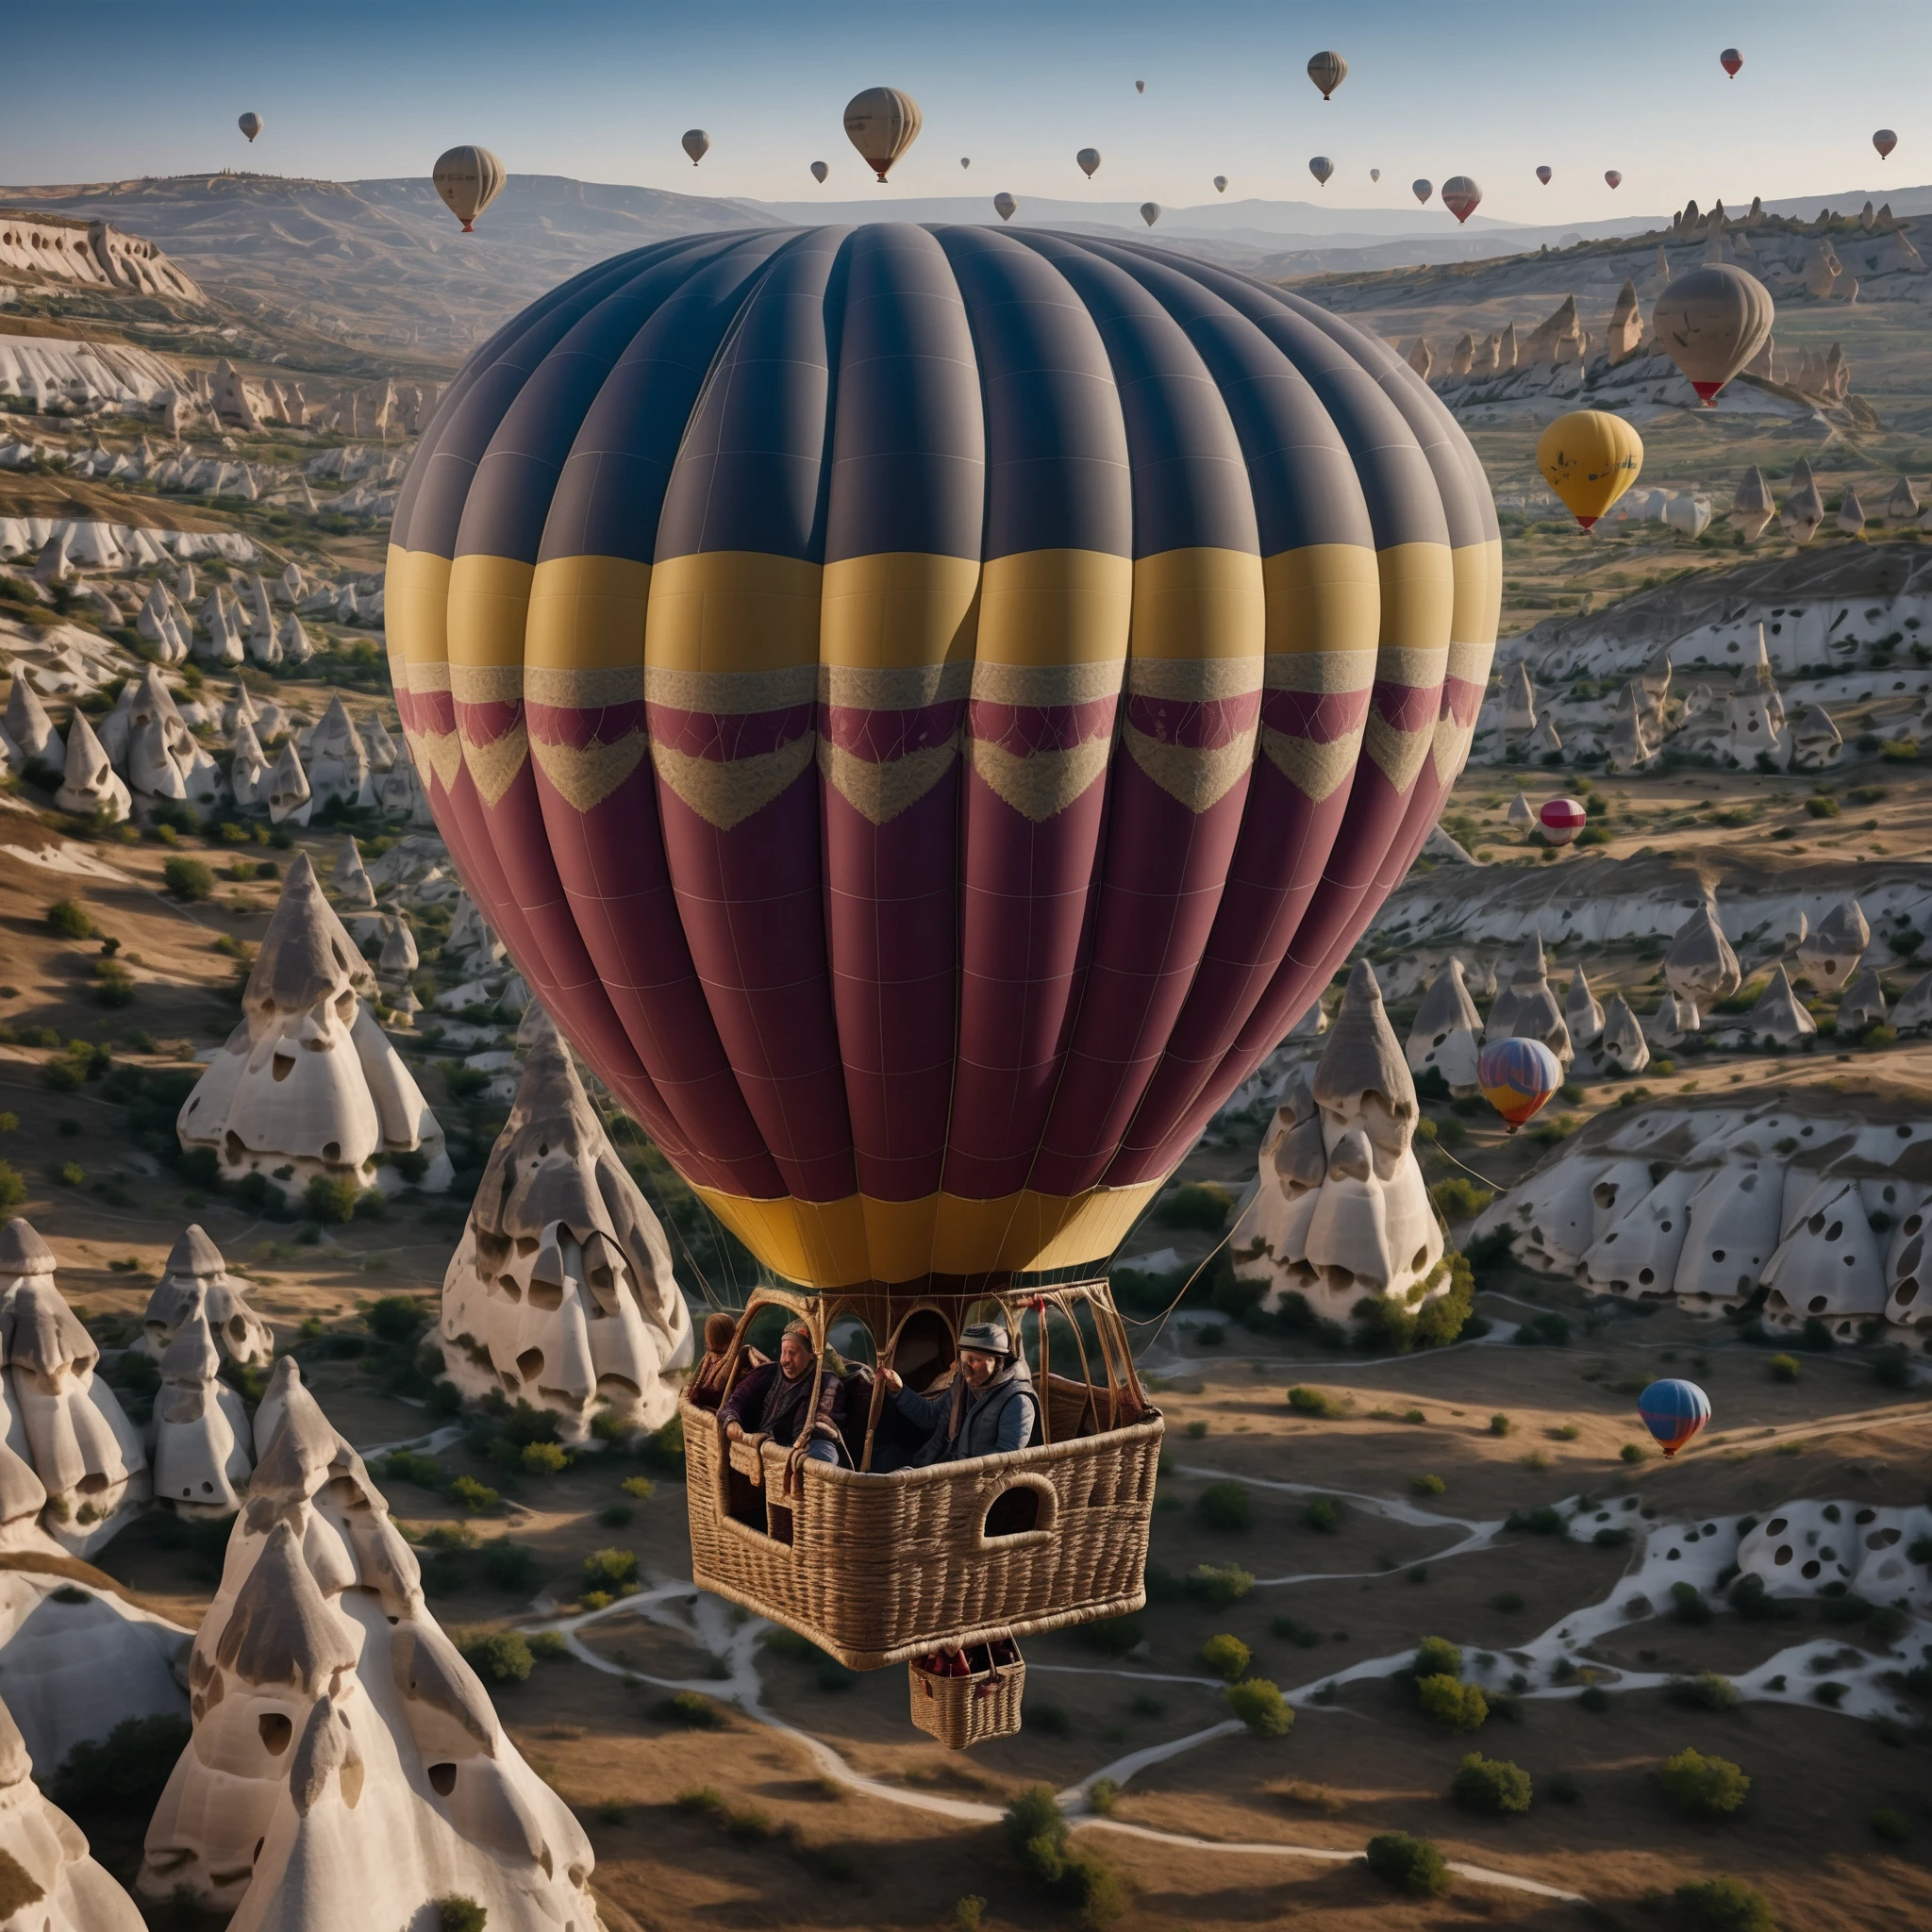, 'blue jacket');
891,1357,1040,1467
